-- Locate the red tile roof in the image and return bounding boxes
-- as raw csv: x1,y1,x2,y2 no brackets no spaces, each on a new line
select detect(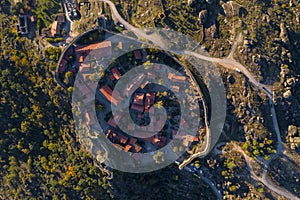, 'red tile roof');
109,75,116,81
79,55,84,63
76,41,112,53
171,85,180,93
157,136,167,147
111,68,122,80
118,134,128,144
133,93,144,105
168,73,186,82
100,85,123,106
80,65,90,73
76,41,112,61
133,143,142,152
124,145,132,152
129,138,137,145
145,93,155,110
131,104,144,112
